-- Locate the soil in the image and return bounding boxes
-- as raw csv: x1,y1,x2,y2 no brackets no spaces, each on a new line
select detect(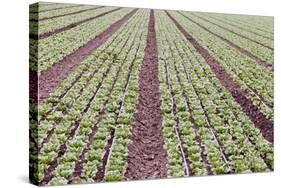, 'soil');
29,70,38,103
30,7,123,40
30,6,105,22
178,12,273,71
38,9,138,104
125,10,168,180
166,11,273,143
